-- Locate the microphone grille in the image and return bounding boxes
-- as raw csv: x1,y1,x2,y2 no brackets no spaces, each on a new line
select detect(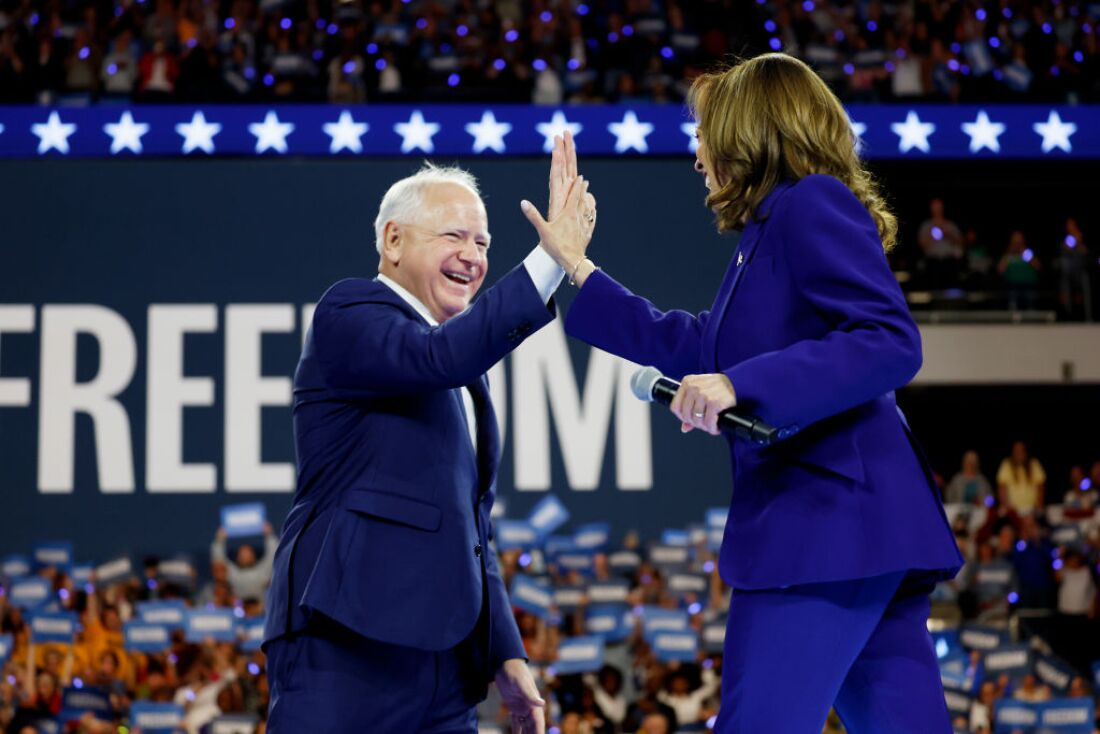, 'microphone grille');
630,366,663,402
